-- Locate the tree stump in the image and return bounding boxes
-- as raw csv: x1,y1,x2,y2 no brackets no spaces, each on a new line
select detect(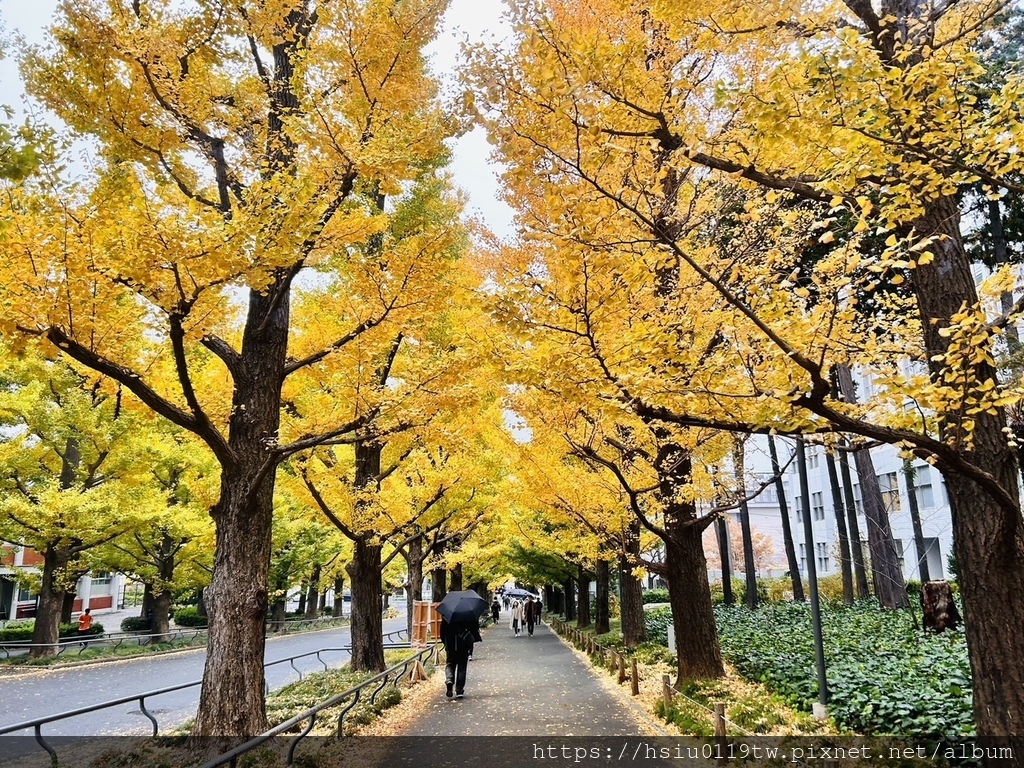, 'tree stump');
922,581,961,632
